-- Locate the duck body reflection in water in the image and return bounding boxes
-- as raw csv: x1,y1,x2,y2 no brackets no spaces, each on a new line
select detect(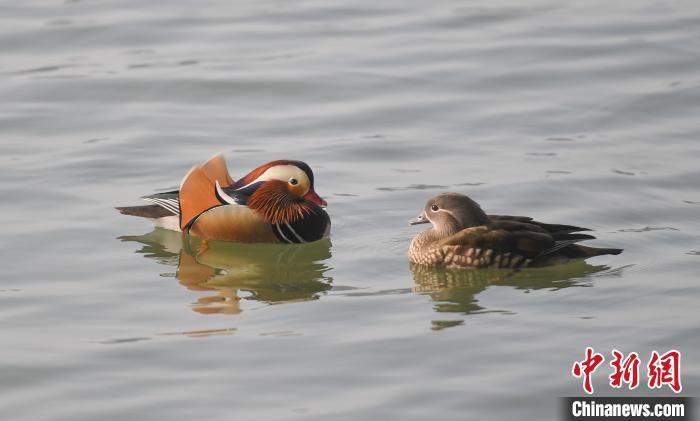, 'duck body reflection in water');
120,228,332,314
411,259,620,329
